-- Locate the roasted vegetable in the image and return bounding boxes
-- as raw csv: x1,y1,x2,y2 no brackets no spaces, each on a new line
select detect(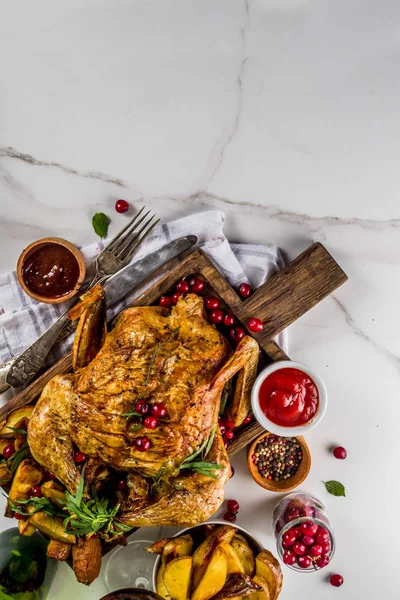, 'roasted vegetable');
163,535,194,561
18,519,36,537
230,535,255,576
164,556,192,600
72,536,102,585
40,482,66,507
29,512,76,544
7,458,43,516
254,551,283,600
47,539,72,561
191,546,228,600
211,573,262,600
0,406,34,438
248,575,271,600
155,534,194,599
219,542,244,575
192,526,236,588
